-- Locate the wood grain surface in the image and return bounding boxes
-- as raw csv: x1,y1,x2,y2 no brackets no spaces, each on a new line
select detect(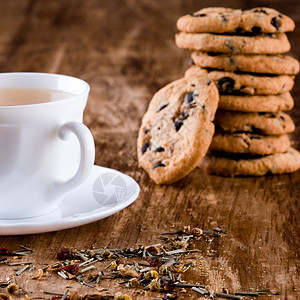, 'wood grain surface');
0,0,299,299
